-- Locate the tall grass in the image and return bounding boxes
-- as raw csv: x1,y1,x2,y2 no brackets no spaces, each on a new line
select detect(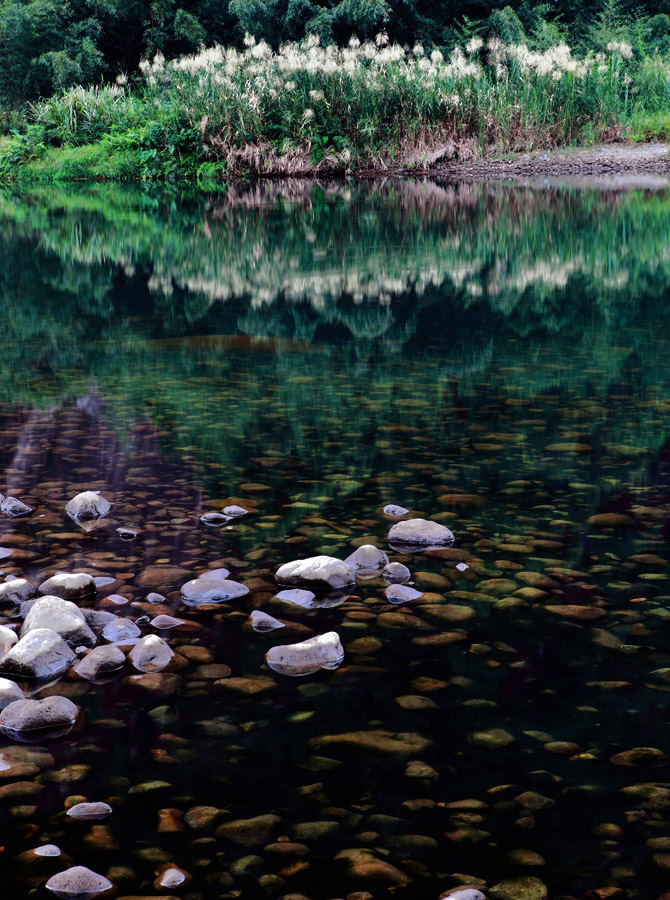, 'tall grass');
8,33,670,176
